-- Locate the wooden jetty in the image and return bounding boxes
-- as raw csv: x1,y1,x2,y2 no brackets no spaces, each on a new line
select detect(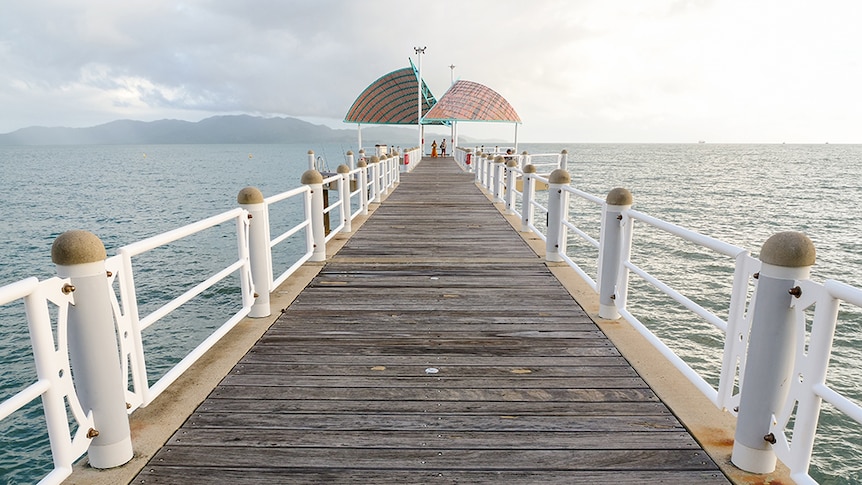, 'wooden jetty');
133,158,730,484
